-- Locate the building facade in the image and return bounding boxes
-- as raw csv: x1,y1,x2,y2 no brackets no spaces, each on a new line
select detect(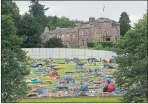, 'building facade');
42,17,120,47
